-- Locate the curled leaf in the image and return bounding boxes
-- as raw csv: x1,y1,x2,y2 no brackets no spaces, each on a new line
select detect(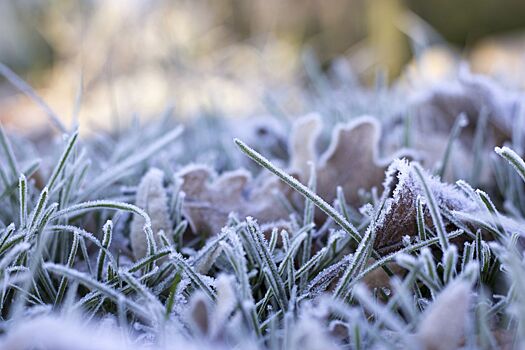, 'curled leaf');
130,168,172,260
375,159,476,253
